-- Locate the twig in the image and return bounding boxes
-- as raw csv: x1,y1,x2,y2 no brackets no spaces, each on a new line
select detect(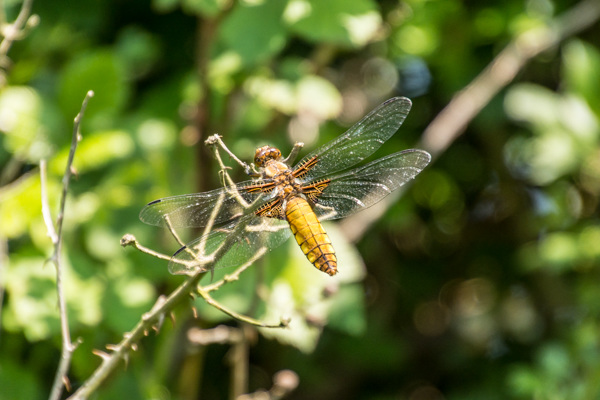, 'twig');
0,0,38,87
187,324,243,345
197,286,283,328
70,136,286,399
236,370,299,400
67,270,207,399
120,234,172,261
229,324,249,398
70,225,284,399
201,247,263,293
44,91,94,400
340,0,600,243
